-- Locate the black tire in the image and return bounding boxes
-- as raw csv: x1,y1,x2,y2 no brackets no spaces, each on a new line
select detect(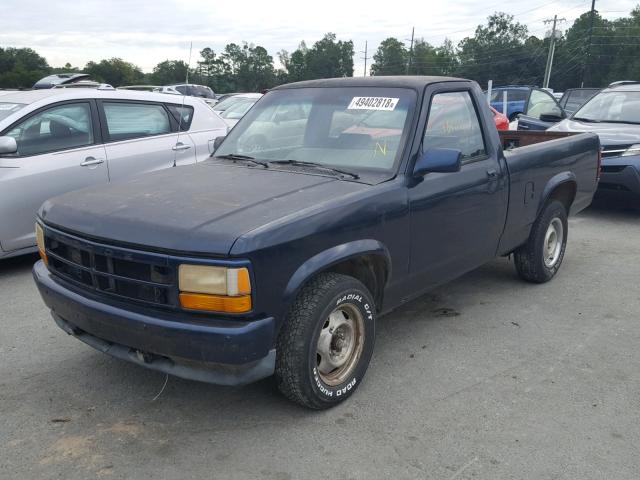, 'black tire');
514,200,568,283
275,272,376,409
